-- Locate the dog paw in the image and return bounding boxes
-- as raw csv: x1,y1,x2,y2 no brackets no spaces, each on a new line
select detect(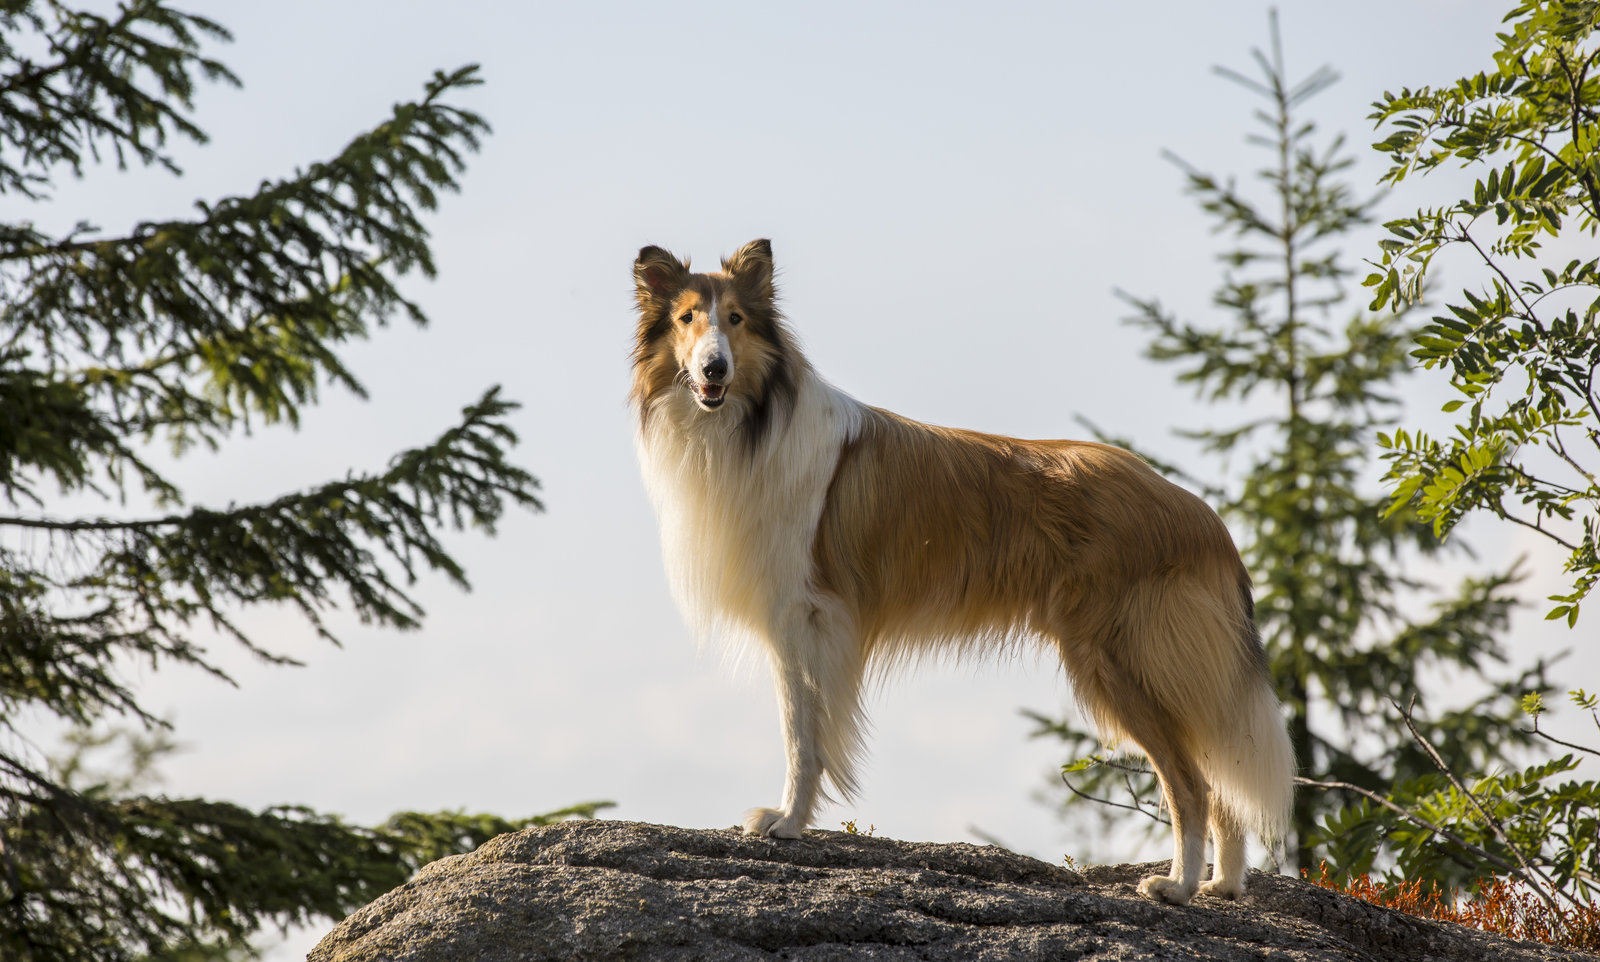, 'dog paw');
743,807,803,838
1138,874,1196,906
1198,877,1246,900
